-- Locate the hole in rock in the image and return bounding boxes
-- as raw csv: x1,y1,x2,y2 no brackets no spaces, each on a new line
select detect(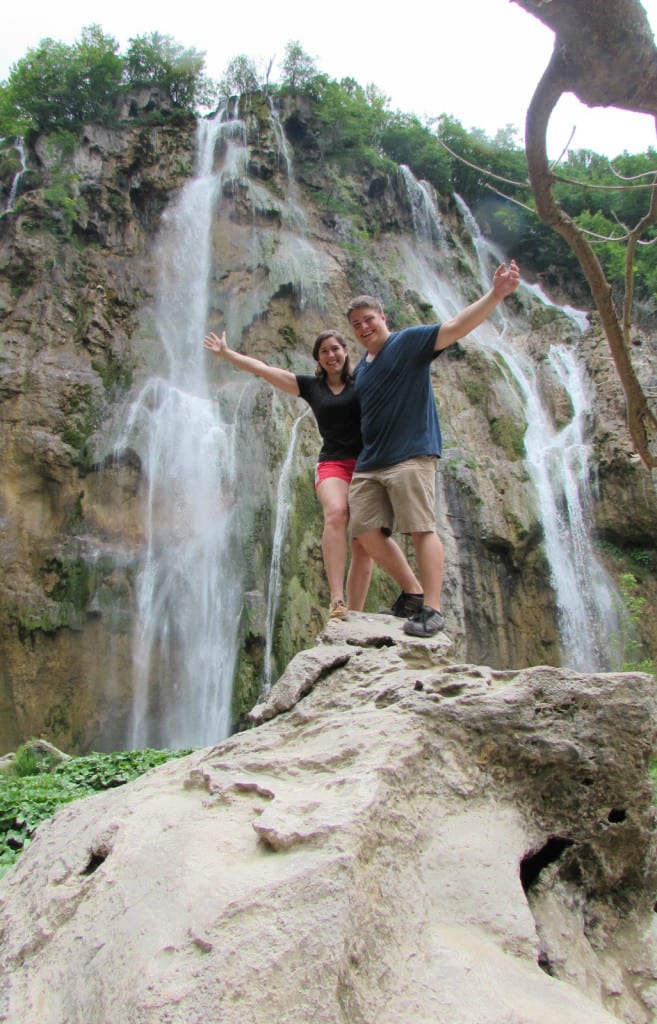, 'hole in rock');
520,836,574,894
347,636,396,649
81,850,108,876
537,951,555,977
608,808,626,823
